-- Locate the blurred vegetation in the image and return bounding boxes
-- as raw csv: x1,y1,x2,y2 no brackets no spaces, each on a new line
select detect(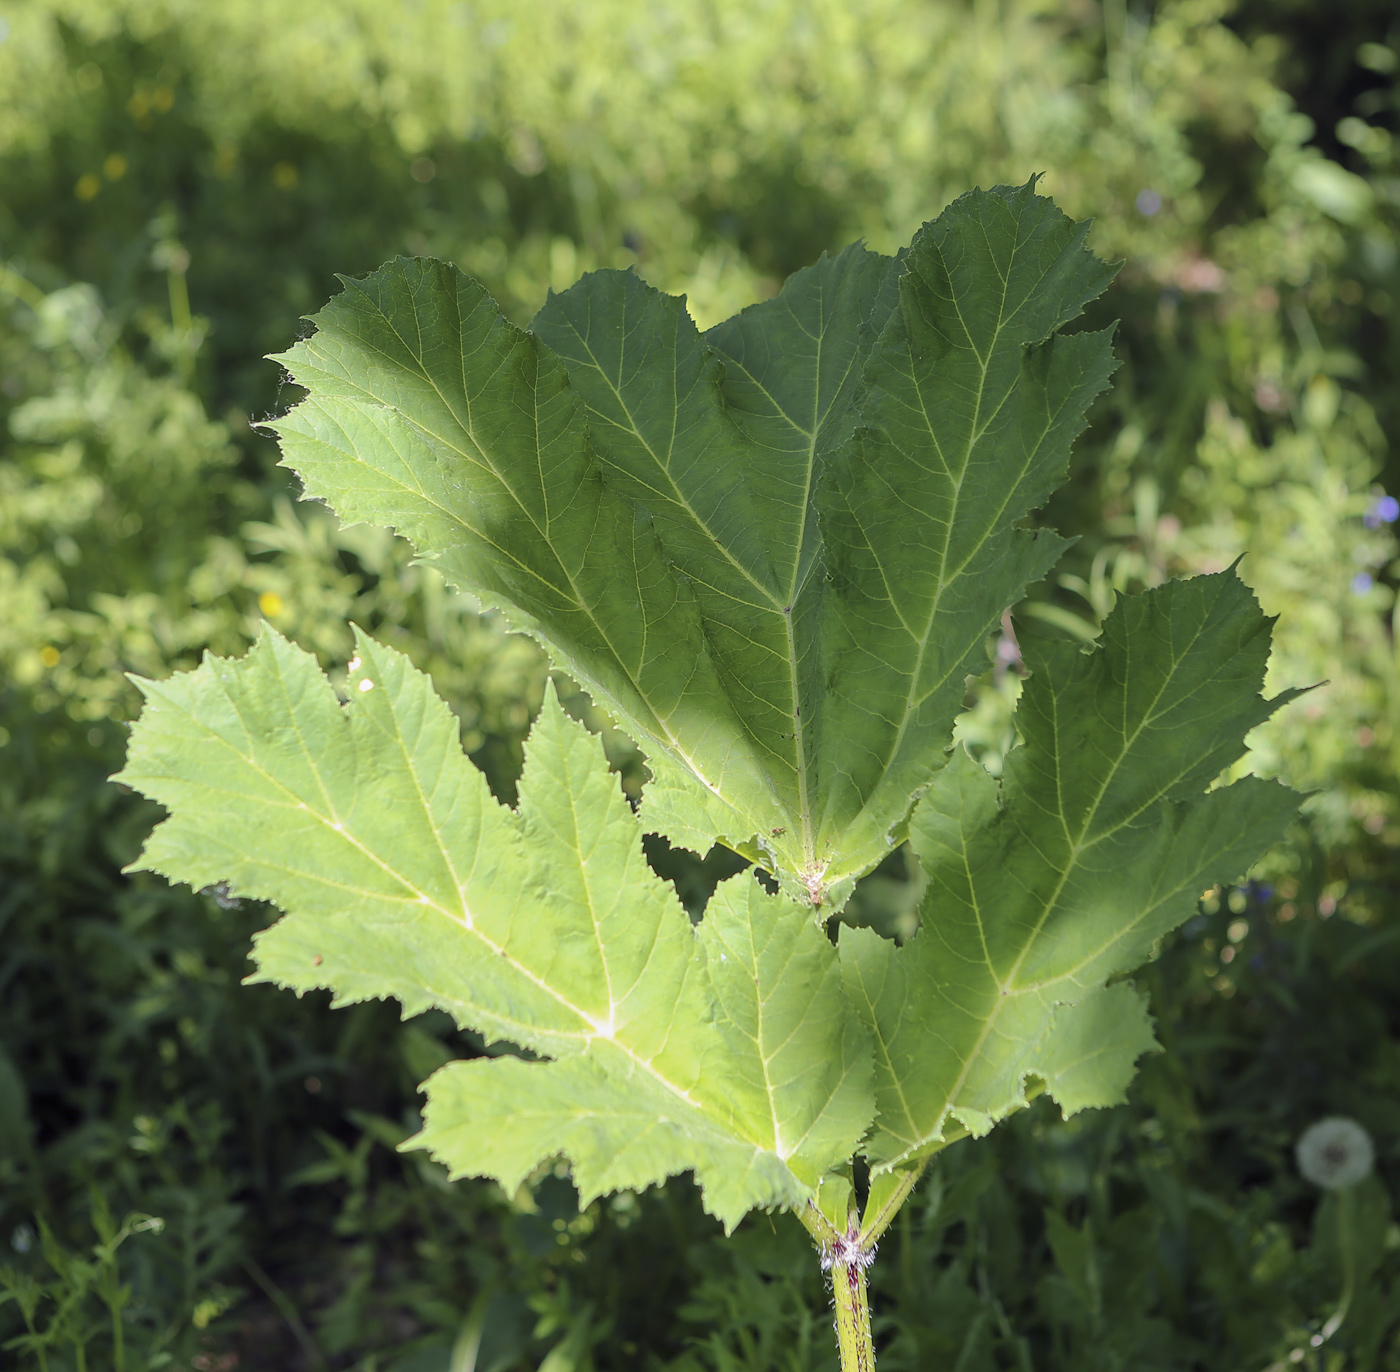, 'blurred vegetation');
0,0,1397,1367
